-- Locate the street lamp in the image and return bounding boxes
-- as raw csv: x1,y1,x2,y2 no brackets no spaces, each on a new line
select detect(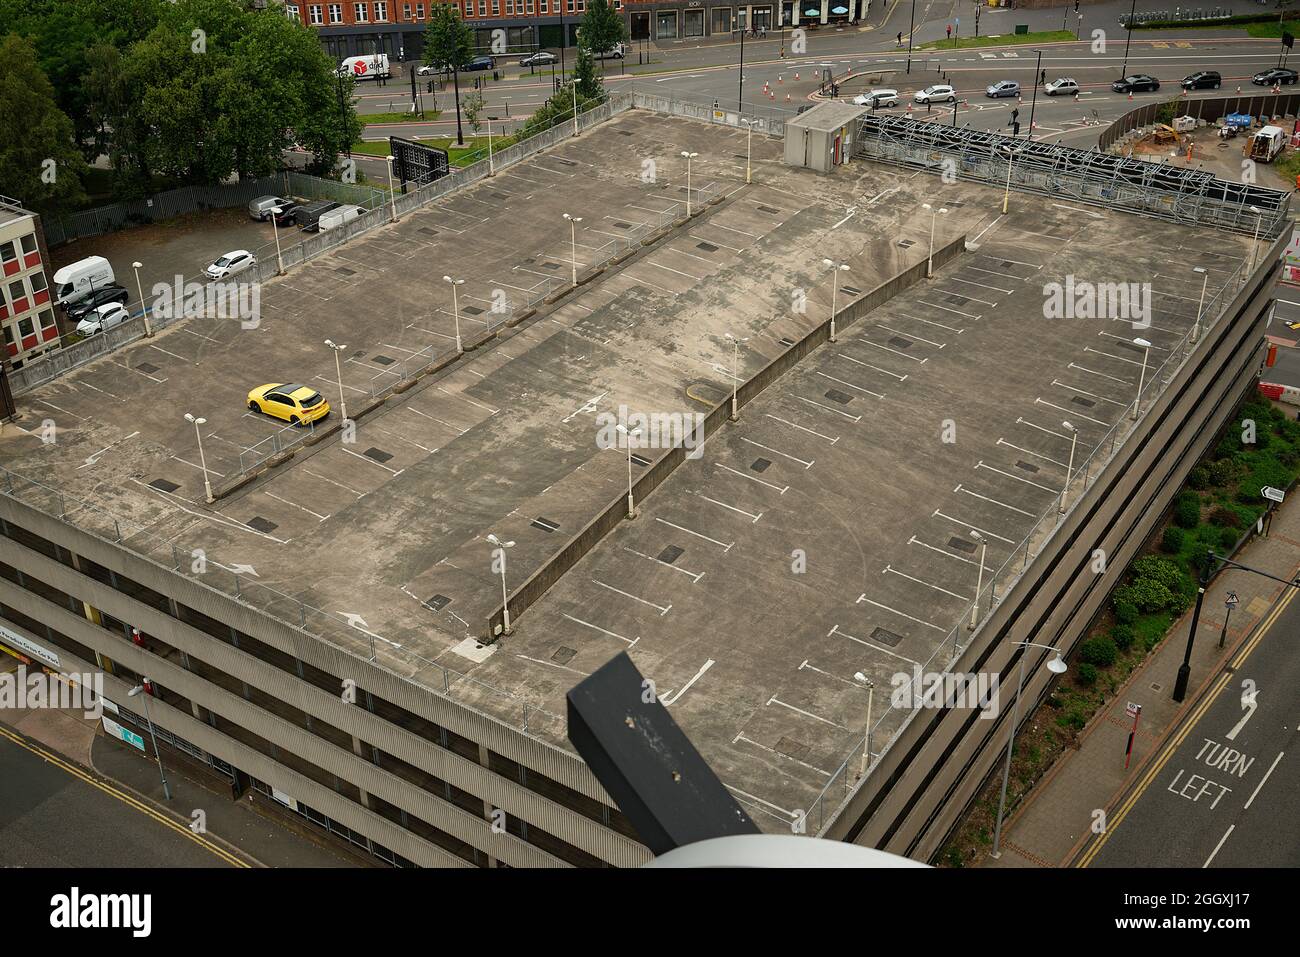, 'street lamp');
1059,420,1079,513
1002,145,1019,215
486,118,495,175
443,275,465,353
967,530,987,631
268,210,286,276
128,681,172,801
1246,205,1264,277
1027,49,1043,140
681,151,699,216
822,259,849,343
130,261,153,337
725,332,748,421
615,423,642,519
1218,590,1239,649
1130,337,1152,420
384,156,400,222
990,641,1067,858
487,534,516,635
1192,266,1209,343
183,413,213,504
562,213,583,286
740,118,755,185
324,339,349,422
921,203,947,278
852,672,875,779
